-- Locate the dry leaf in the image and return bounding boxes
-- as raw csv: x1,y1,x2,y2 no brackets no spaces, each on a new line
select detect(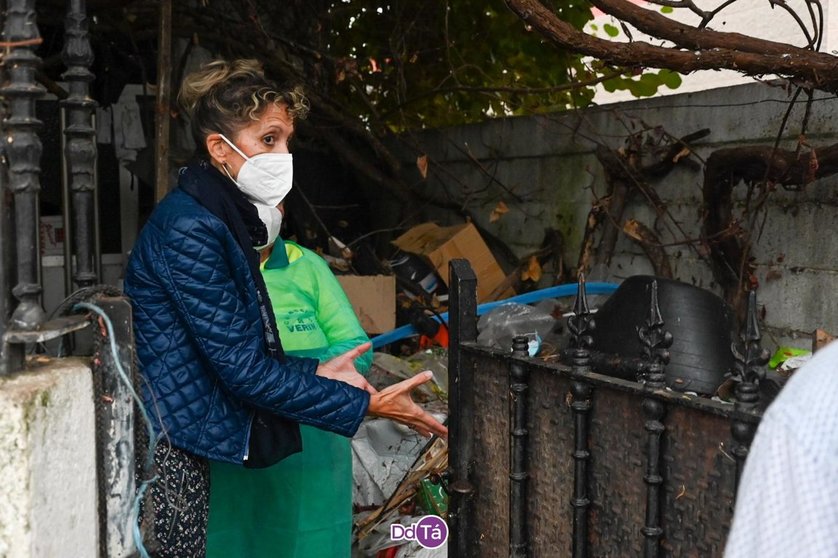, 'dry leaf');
672,146,691,163
417,155,429,179
520,255,542,283
622,219,643,241
489,201,509,223
806,148,819,184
